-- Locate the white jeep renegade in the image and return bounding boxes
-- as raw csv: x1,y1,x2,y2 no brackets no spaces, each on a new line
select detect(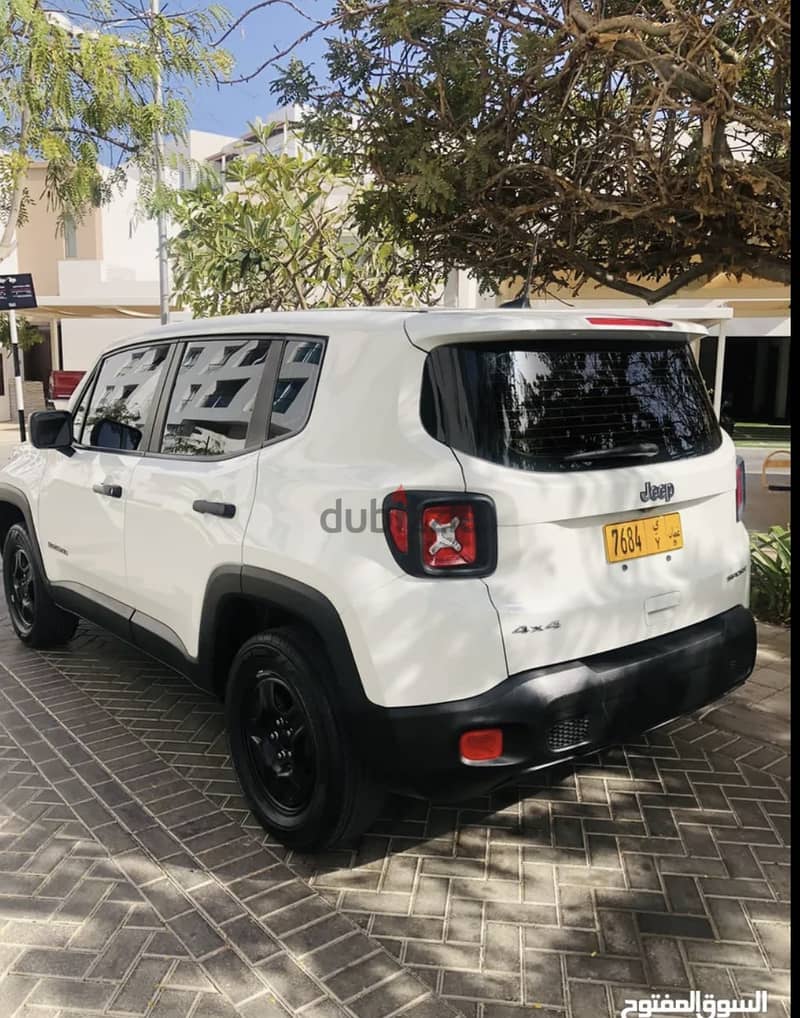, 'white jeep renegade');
0,310,756,849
